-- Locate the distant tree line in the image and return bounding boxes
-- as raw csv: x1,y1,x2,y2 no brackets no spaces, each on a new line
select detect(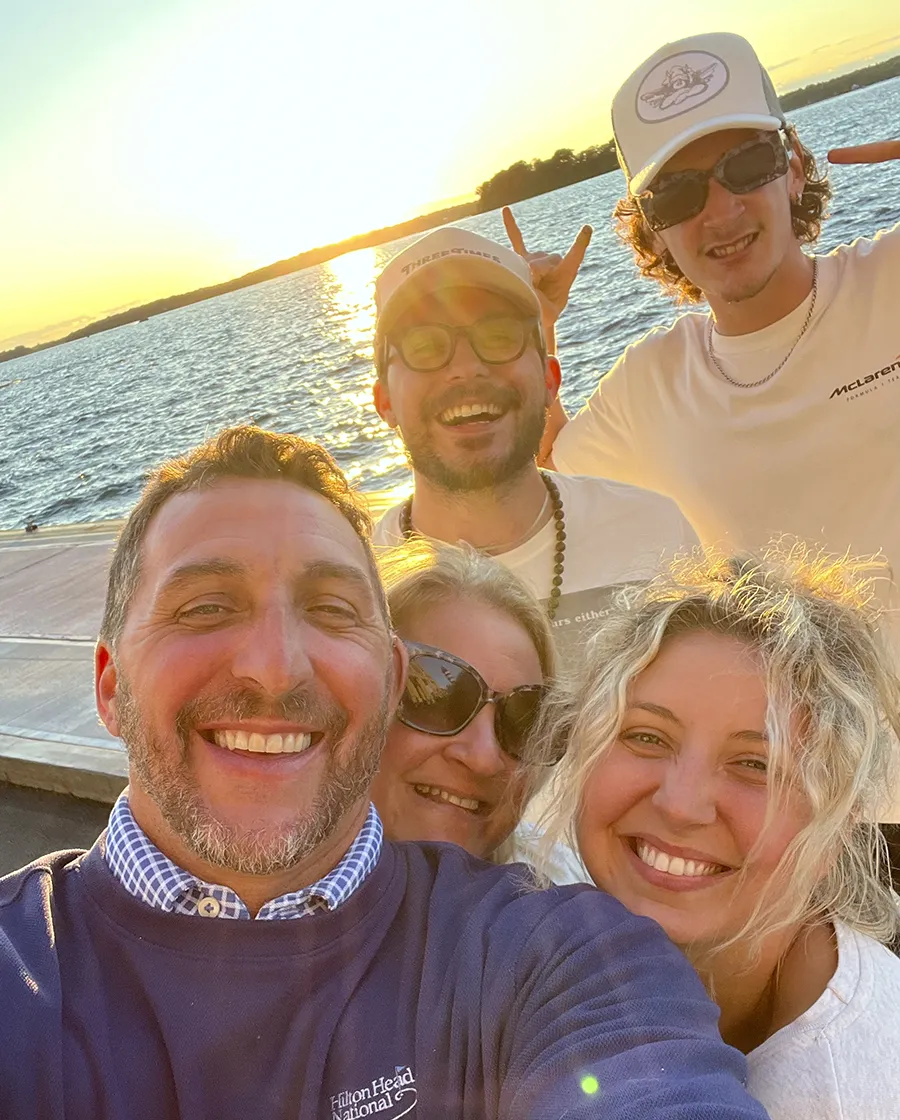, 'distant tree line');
780,53,900,112
476,53,900,212
476,142,618,211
